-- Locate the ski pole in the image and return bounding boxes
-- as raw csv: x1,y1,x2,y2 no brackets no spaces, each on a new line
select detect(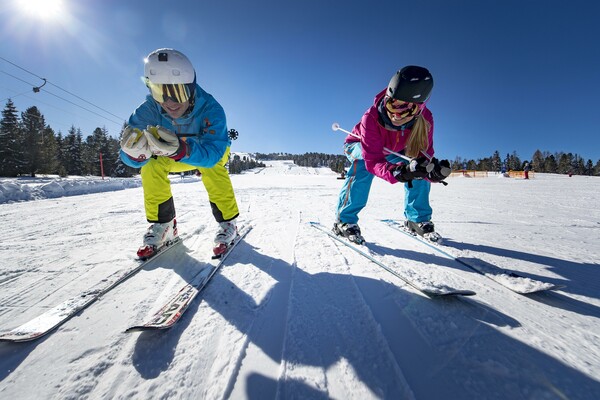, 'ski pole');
331,122,413,162
331,122,436,175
